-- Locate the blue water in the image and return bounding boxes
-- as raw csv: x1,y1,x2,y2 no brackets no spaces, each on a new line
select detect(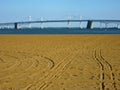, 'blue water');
0,28,120,34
